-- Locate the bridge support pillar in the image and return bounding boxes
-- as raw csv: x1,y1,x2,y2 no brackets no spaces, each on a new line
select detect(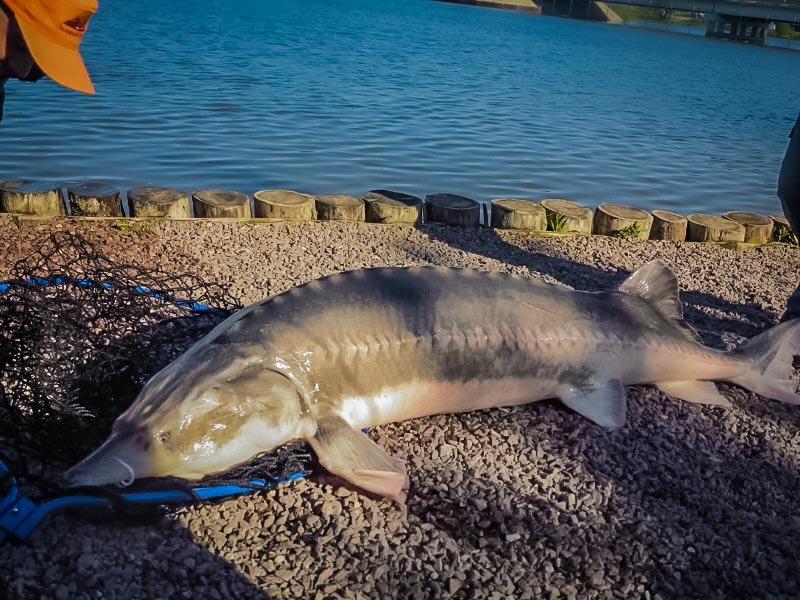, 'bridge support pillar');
705,14,768,45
